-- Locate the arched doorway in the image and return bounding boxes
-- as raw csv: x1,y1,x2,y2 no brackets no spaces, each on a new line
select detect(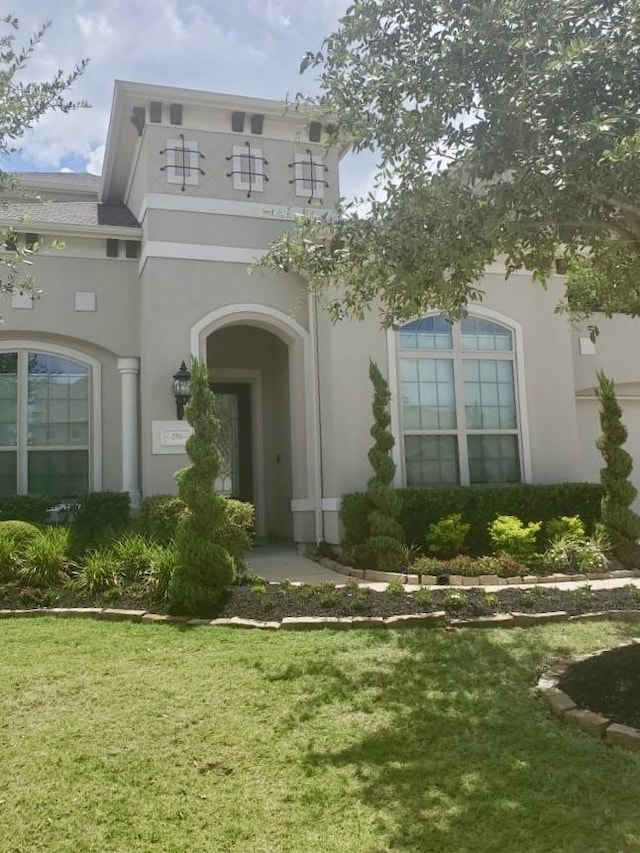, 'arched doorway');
207,325,292,538
190,304,319,543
